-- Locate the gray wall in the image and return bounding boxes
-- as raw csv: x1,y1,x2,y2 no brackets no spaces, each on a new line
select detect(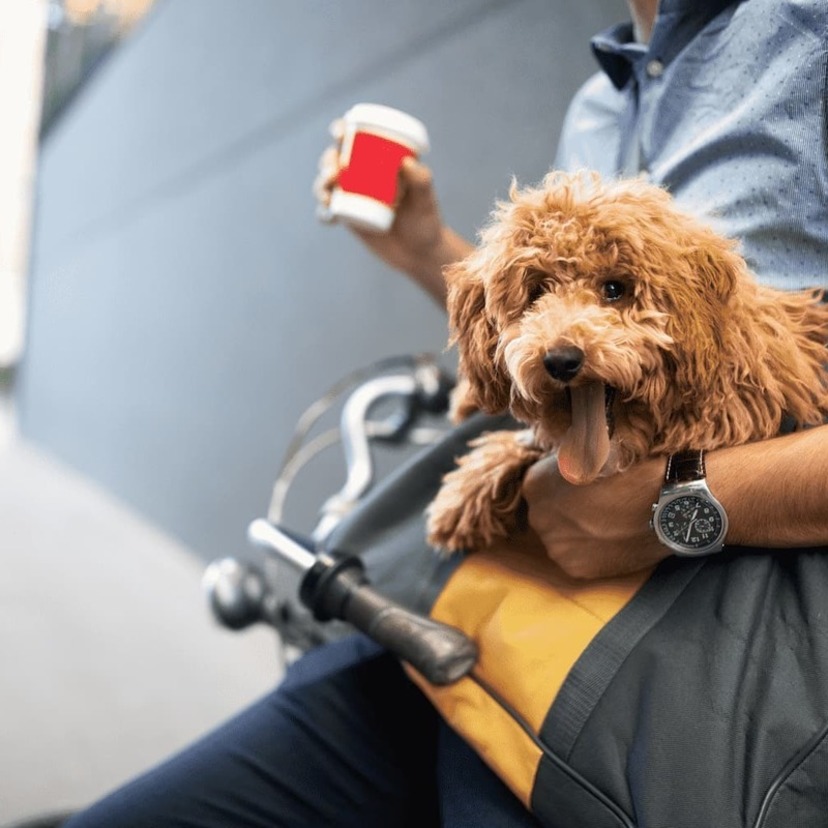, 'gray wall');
19,0,626,562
